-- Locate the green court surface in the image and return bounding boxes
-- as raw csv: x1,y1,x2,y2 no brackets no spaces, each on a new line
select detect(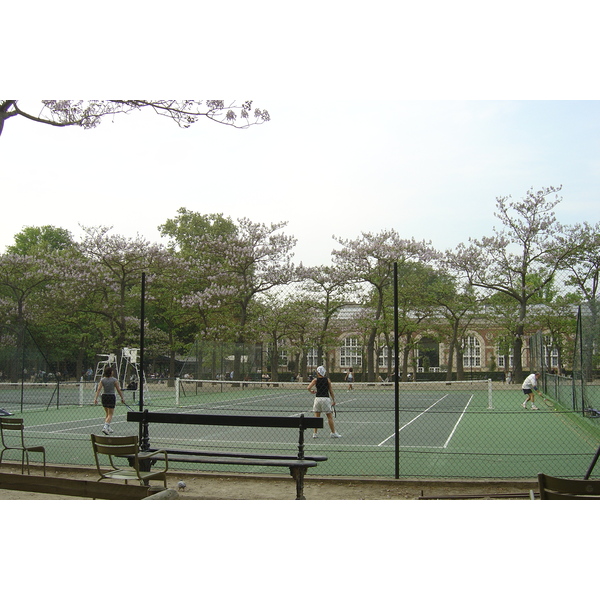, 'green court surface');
2,379,599,479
